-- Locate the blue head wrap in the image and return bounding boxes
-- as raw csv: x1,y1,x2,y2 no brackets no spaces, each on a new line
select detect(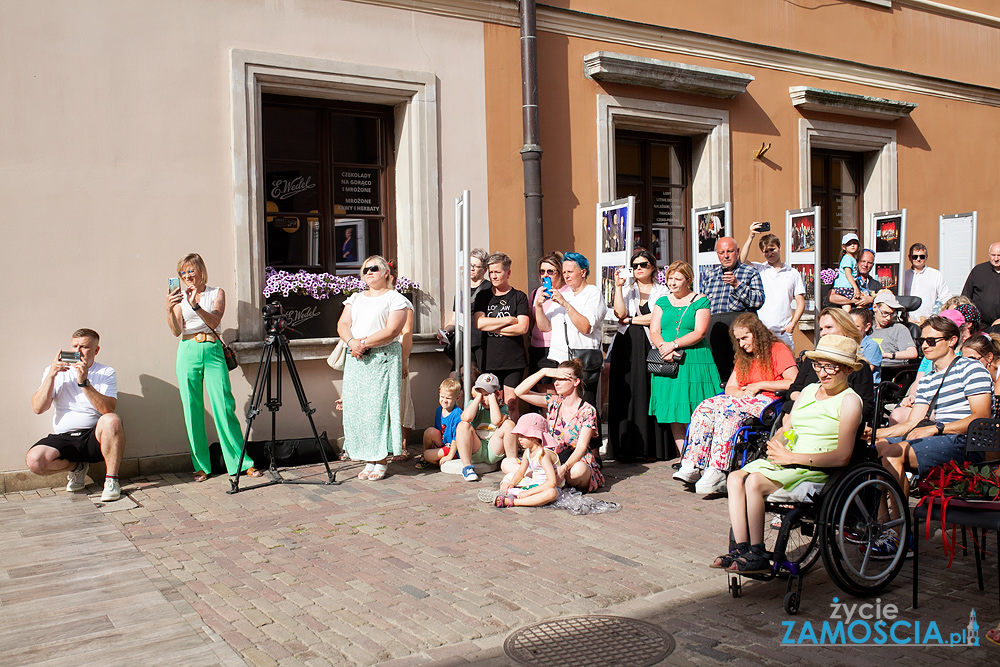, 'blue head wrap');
563,252,590,273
